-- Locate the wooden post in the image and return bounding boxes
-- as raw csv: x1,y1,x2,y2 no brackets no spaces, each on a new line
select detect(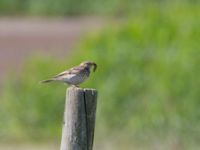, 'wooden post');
60,87,98,150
